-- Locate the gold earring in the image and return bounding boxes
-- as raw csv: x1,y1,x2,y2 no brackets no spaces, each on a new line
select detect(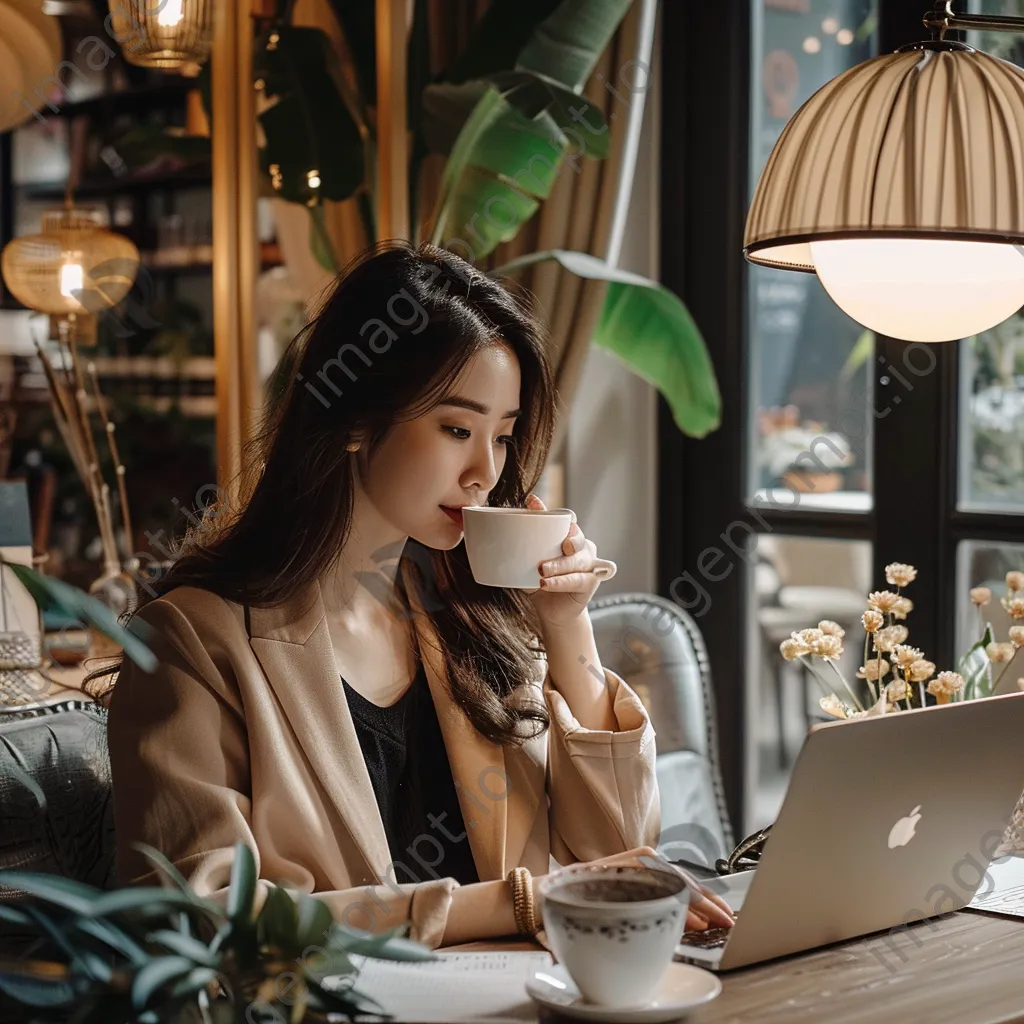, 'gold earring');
346,441,361,452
